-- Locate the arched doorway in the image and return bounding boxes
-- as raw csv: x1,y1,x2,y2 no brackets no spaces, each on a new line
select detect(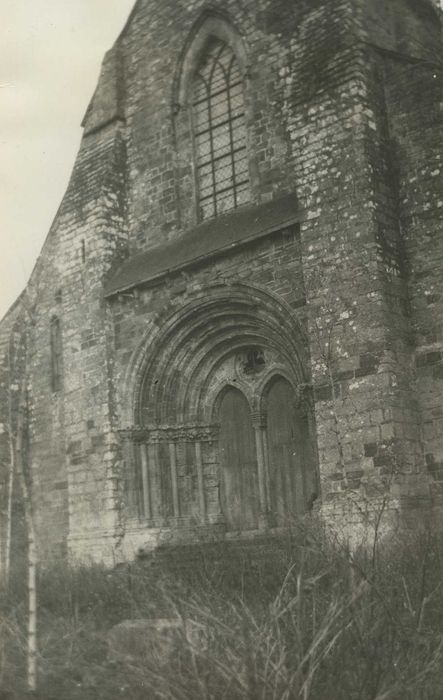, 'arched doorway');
218,387,259,530
121,284,317,528
265,377,307,525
